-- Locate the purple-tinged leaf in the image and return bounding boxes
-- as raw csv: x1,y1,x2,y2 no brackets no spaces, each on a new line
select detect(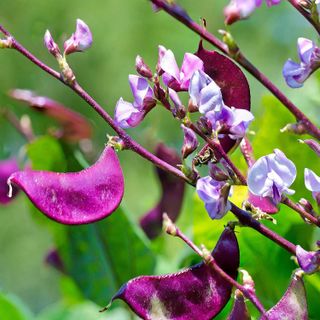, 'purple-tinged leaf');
140,143,185,239
227,292,250,320
110,226,239,320
8,146,124,225
9,89,92,143
196,41,251,153
264,271,308,320
0,158,19,204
